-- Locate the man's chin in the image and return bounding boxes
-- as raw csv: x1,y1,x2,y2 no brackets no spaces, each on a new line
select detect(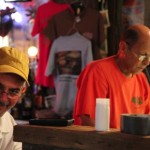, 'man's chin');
0,107,8,117
132,69,143,75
